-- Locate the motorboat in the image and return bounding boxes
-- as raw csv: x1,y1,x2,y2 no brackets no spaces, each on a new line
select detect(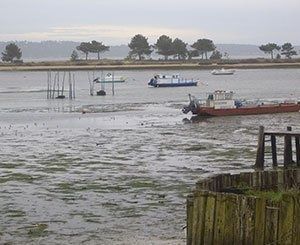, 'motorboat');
148,74,198,88
211,68,235,75
182,90,300,116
